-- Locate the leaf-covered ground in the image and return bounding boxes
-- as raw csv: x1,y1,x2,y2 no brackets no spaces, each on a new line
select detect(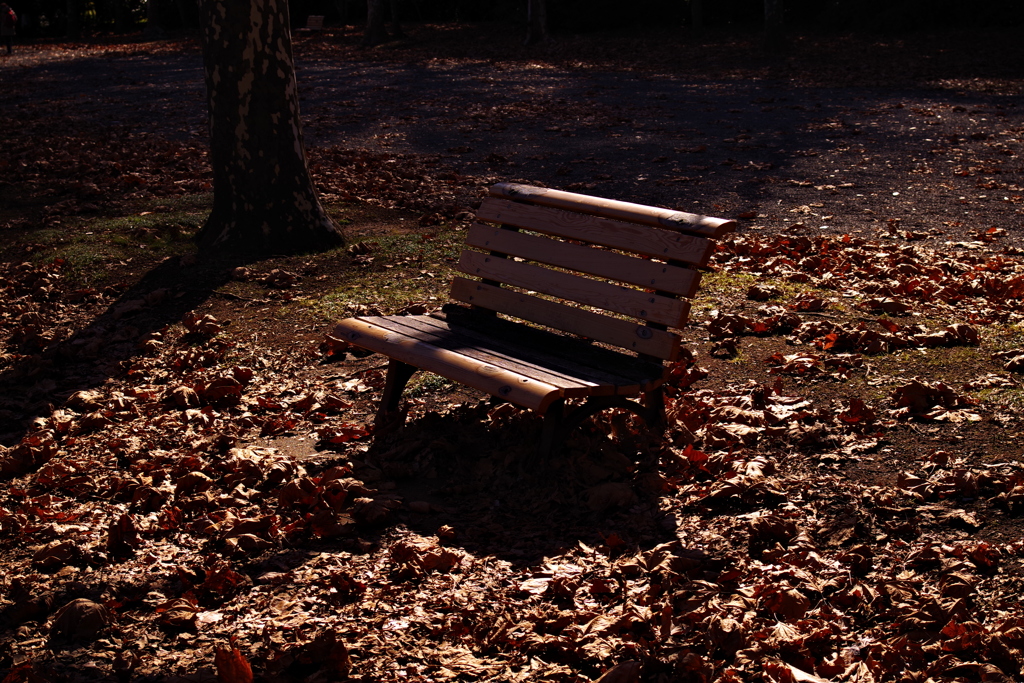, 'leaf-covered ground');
3,23,1024,683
